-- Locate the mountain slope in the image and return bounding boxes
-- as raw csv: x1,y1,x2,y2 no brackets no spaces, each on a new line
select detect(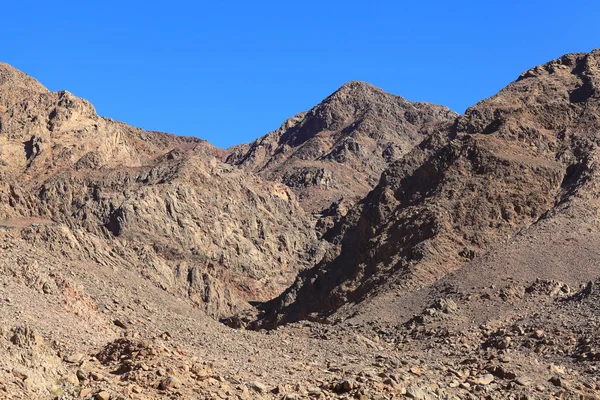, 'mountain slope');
227,81,457,216
251,49,600,329
0,64,320,317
